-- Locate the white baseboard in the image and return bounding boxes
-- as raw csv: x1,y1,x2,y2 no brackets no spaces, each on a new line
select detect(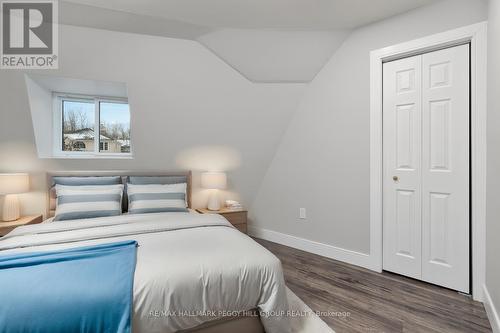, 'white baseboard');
248,226,376,271
484,284,500,333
